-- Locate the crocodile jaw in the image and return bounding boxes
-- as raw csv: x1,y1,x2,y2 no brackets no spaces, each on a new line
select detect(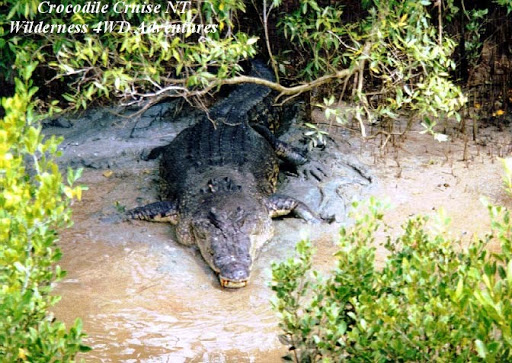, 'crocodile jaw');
219,276,248,288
